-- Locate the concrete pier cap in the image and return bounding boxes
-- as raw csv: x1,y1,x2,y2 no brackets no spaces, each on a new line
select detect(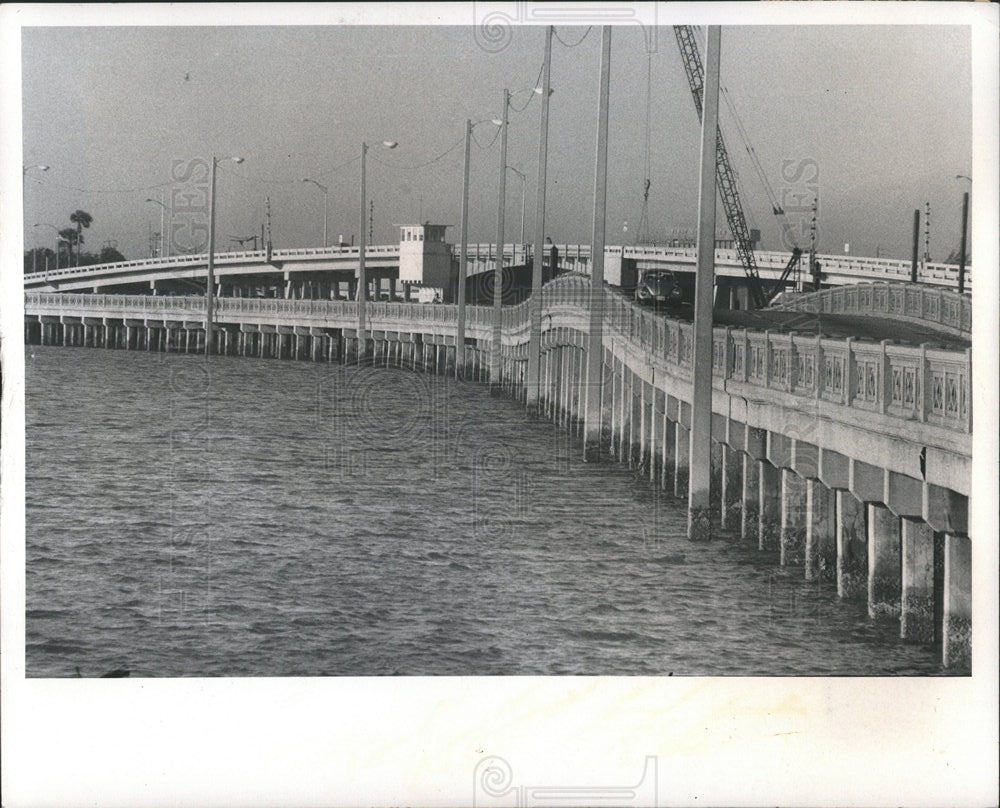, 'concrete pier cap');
818,448,850,490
